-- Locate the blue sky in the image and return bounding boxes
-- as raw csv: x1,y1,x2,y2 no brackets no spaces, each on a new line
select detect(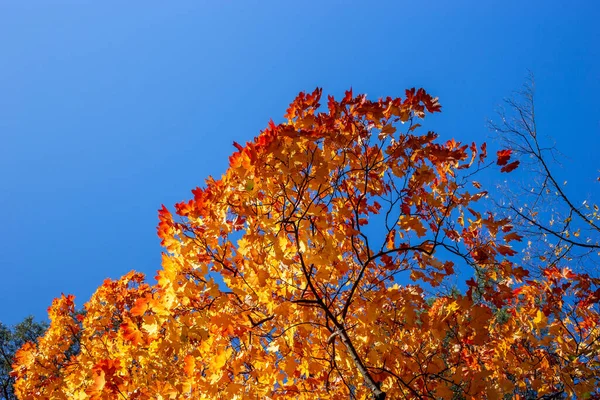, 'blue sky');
1,1,598,325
